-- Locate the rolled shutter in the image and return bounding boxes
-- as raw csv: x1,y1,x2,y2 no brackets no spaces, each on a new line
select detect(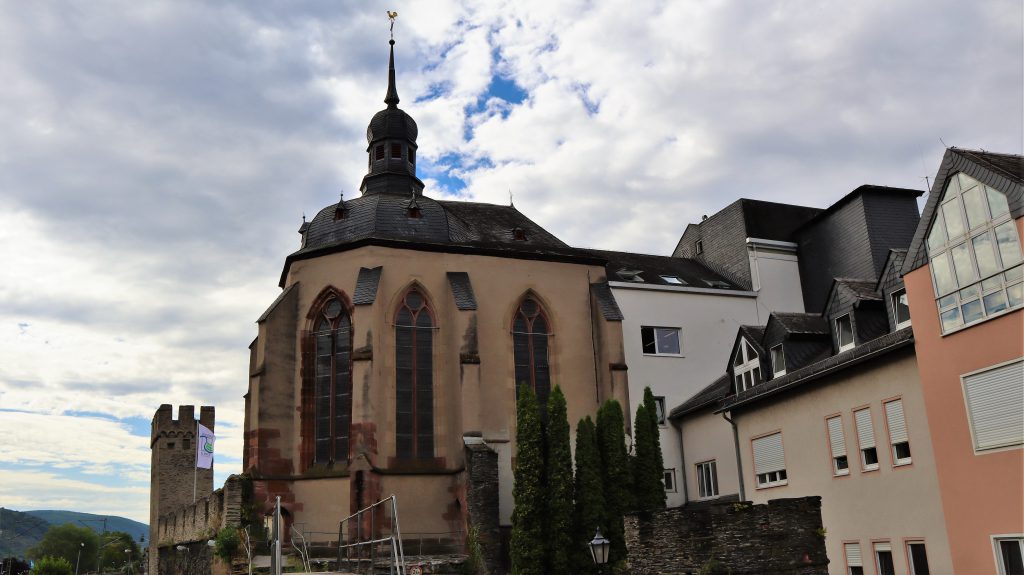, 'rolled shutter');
752,433,785,474
884,400,908,443
855,409,876,449
827,416,846,457
874,542,892,553
963,360,1024,450
844,543,862,567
